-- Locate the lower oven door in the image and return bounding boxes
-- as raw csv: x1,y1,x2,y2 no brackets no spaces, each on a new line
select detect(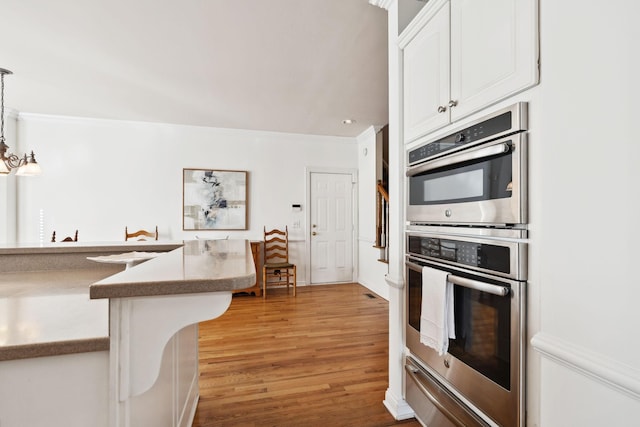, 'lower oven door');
405,257,526,427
